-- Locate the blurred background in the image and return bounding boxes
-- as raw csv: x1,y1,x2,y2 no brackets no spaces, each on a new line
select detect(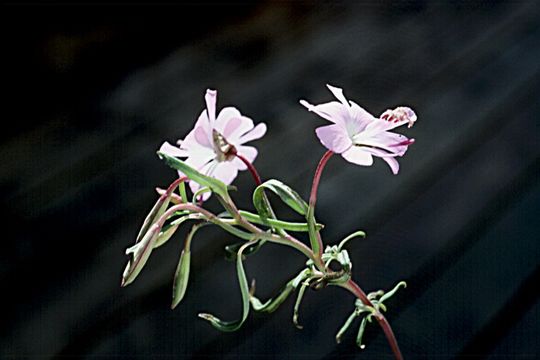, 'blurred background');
2,1,539,359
